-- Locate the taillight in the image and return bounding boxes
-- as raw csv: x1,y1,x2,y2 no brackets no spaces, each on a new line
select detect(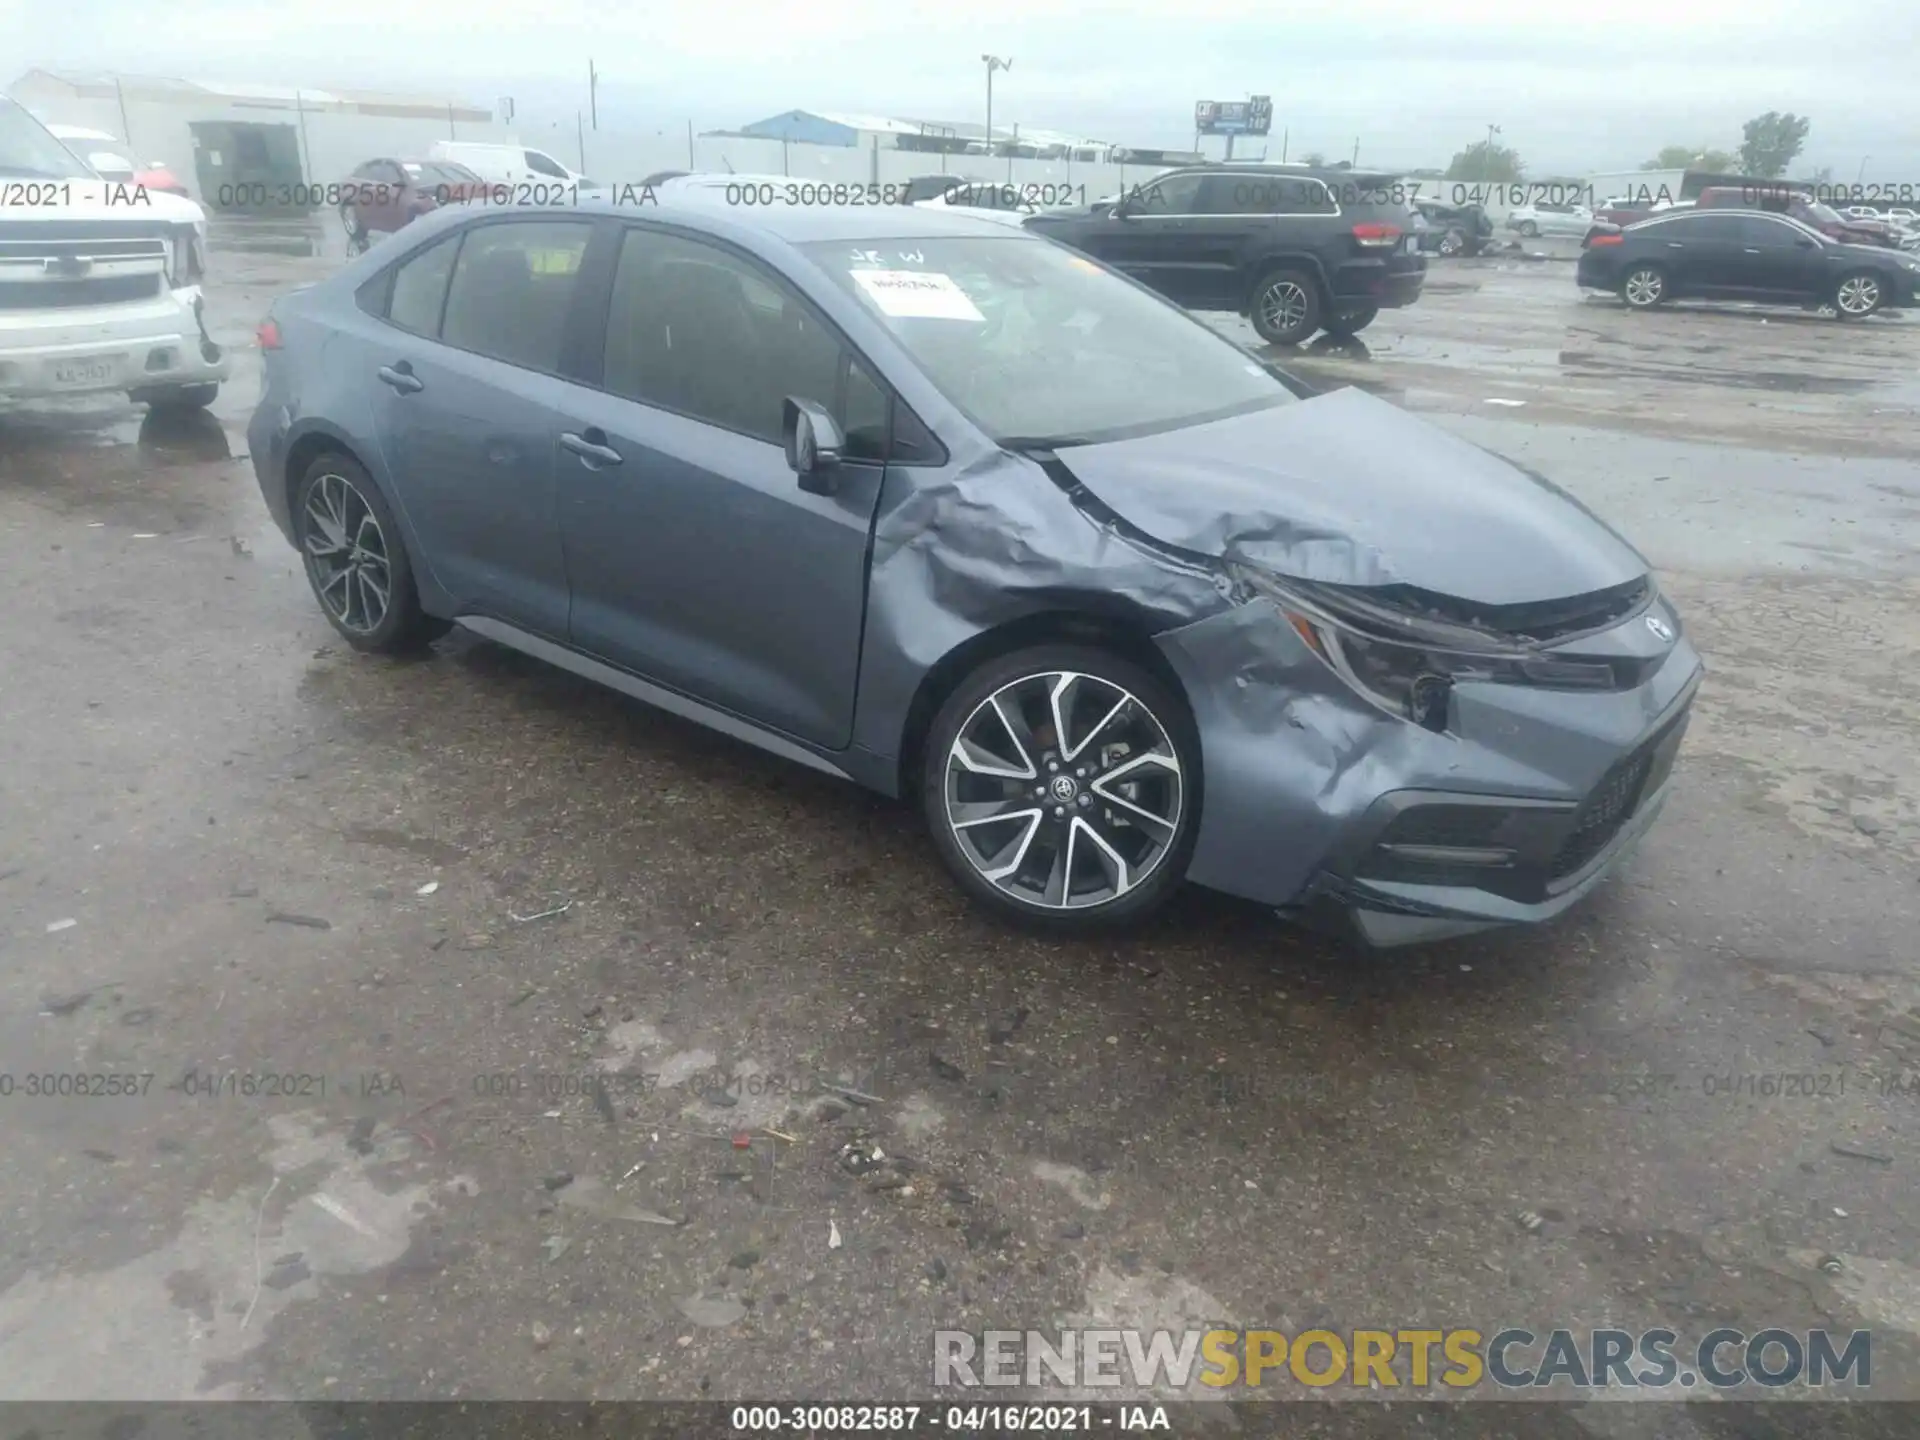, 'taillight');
1587,233,1624,246
257,318,283,350
1352,222,1402,248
